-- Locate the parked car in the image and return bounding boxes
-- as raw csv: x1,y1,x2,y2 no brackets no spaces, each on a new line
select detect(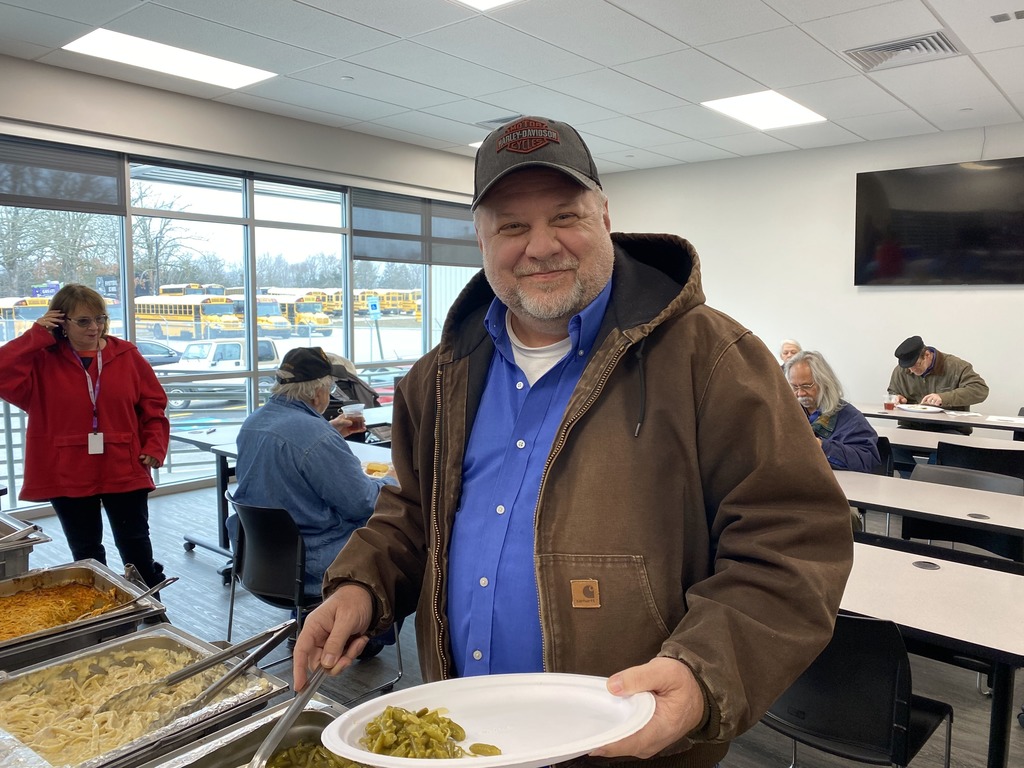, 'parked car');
157,339,280,409
136,340,181,367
